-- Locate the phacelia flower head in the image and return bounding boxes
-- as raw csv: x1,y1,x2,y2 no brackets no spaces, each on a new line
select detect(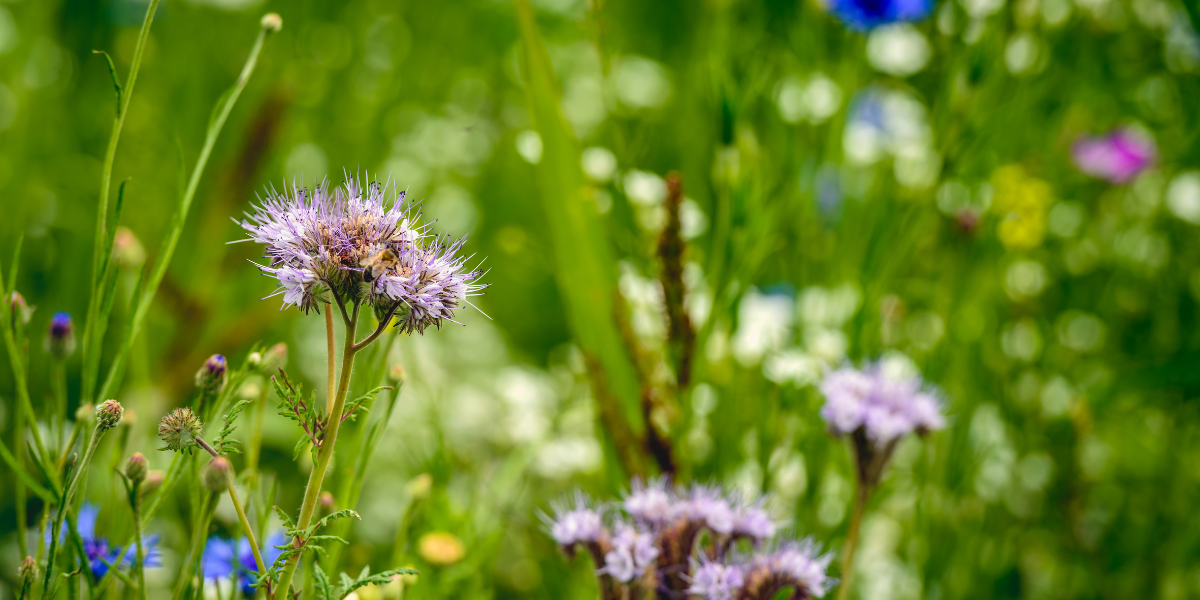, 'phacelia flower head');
682,486,737,535
46,312,75,359
819,362,944,443
624,477,675,528
732,503,777,541
158,407,203,454
687,556,745,600
741,540,834,599
96,400,124,430
239,176,486,333
830,0,933,31
547,493,605,549
601,523,659,583
1072,127,1156,184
